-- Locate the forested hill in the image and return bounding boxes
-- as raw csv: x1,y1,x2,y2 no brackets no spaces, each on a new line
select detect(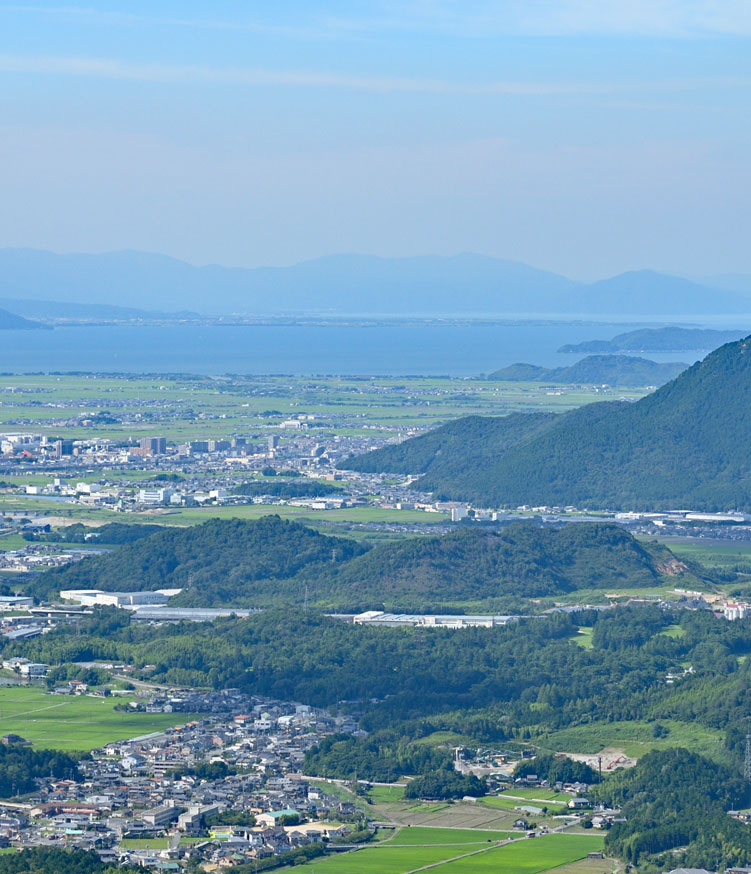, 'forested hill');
344,335,751,511
345,411,558,476
598,748,751,870
322,523,686,606
489,354,686,386
37,516,694,609
36,516,366,603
